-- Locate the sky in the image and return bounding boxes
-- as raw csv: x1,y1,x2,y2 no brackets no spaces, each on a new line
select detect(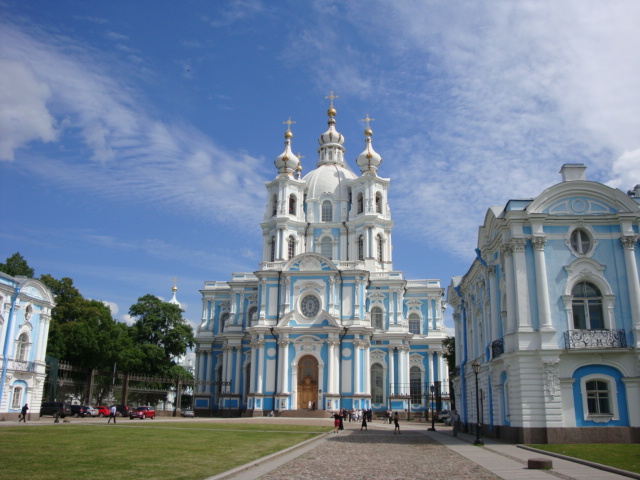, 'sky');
2,0,640,337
